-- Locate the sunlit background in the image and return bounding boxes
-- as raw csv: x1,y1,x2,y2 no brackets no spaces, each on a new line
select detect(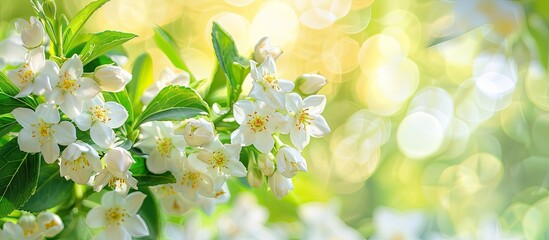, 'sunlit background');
3,0,549,239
